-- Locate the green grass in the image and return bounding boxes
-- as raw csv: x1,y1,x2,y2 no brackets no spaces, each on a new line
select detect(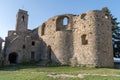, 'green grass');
0,63,120,80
